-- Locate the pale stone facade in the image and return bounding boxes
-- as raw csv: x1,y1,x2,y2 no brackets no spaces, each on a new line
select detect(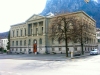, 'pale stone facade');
10,11,97,54
96,28,100,50
1,38,8,50
10,15,51,54
0,38,3,48
47,11,97,54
